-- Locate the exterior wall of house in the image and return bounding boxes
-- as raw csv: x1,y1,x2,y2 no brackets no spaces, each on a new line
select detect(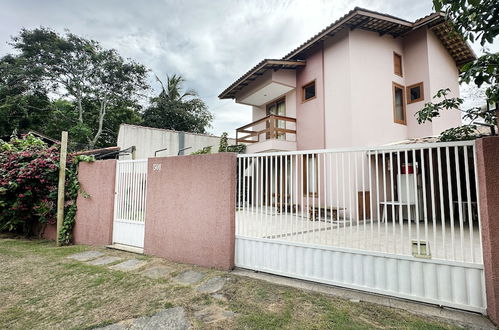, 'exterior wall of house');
240,27,461,152
117,124,235,159
348,29,407,147
295,46,325,150
426,29,462,136
403,28,433,139
323,29,352,149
